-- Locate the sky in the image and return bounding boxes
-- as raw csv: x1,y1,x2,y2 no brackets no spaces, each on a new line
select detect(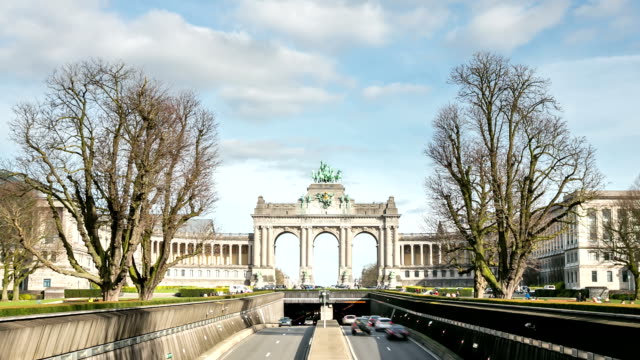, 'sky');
1,0,639,286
